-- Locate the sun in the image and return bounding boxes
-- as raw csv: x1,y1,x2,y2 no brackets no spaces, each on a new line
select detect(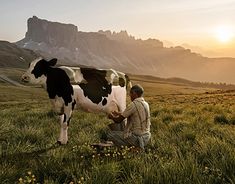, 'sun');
215,25,234,43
